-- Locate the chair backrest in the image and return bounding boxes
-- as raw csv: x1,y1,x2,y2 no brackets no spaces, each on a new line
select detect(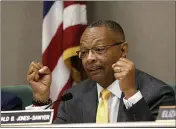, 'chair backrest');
171,85,176,100
1,85,32,108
